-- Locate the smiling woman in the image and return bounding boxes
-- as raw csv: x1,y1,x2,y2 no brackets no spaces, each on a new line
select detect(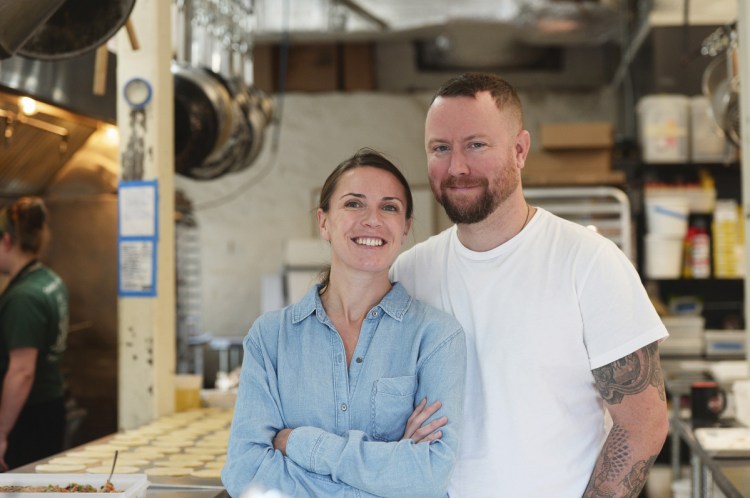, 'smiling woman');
316,148,413,295
222,148,467,498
